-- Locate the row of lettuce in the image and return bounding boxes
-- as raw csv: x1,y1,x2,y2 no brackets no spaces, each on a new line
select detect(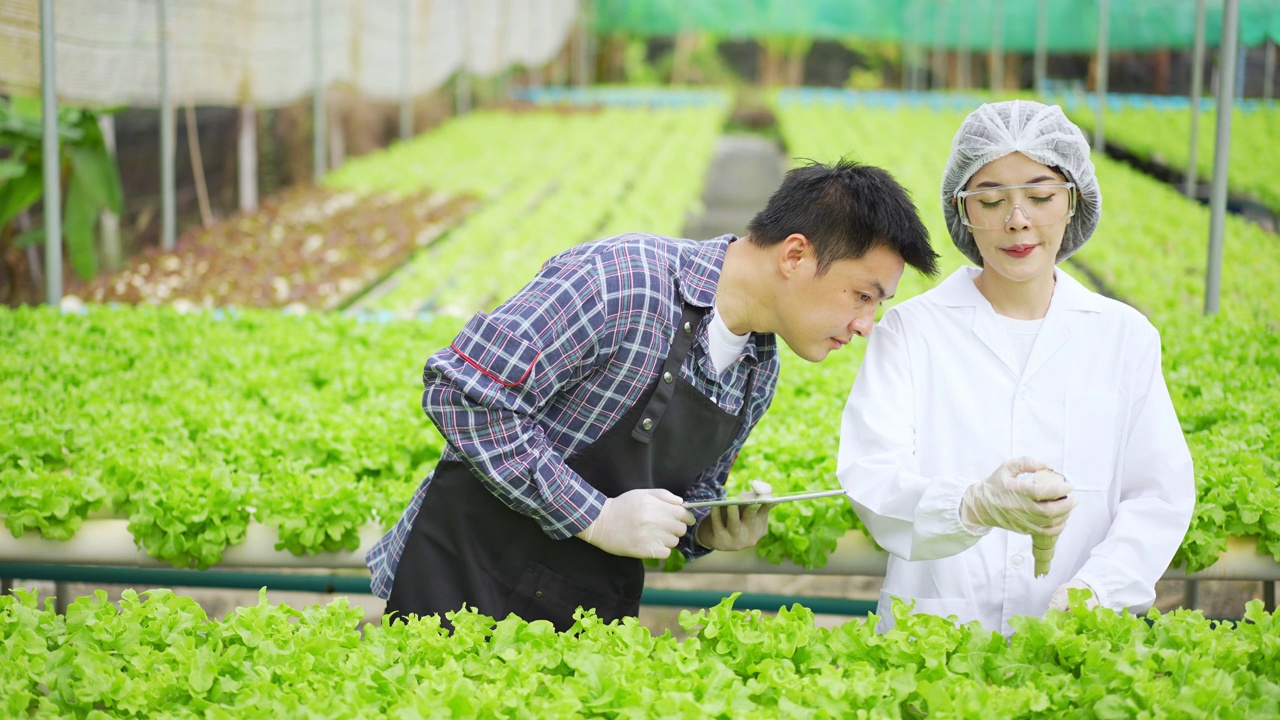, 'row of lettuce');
2,588,1276,717
1,97,1276,575
324,103,727,315
1,102,731,570
71,102,727,316
1058,100,1280,215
